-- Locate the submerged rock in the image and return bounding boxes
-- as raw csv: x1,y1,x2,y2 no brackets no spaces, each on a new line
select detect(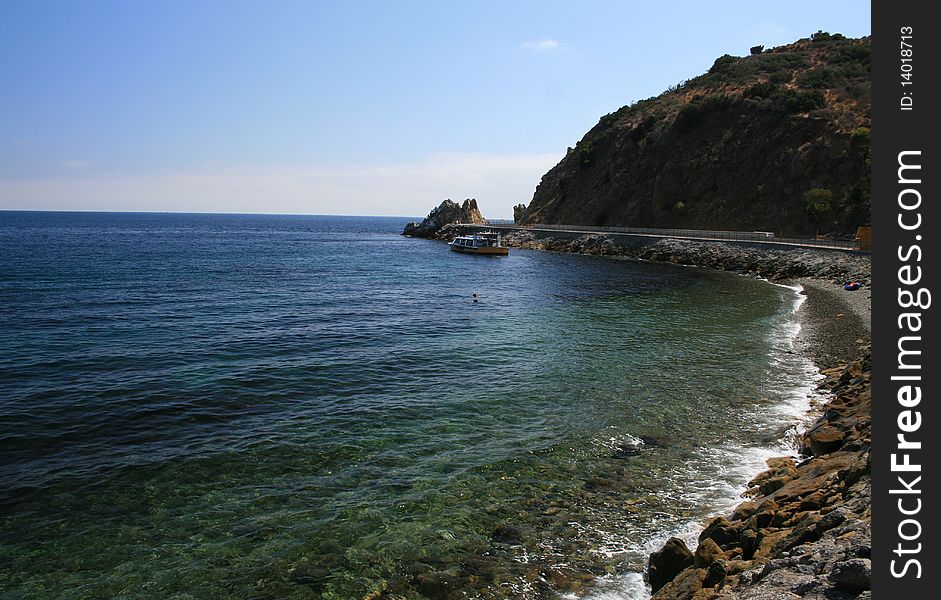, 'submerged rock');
290,566,331,590
414,569,463,599
491,523,528,546
639,435,671,448
612,443,643,459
